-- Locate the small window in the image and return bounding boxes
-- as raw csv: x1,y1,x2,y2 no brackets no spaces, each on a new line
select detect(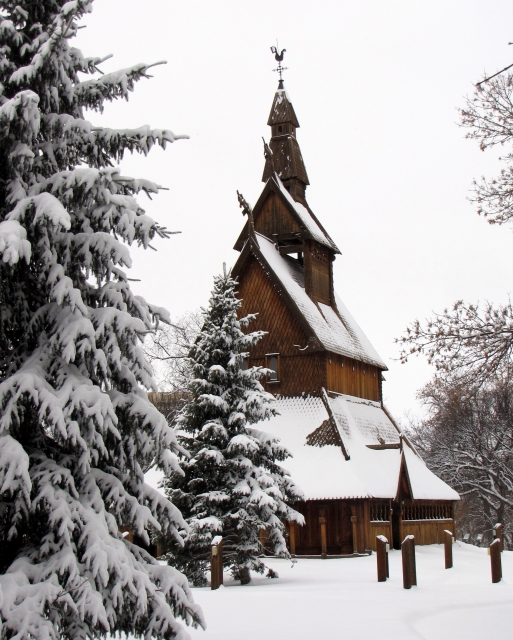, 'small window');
269,356,278,380
278,125,283,133
266,354,280,382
